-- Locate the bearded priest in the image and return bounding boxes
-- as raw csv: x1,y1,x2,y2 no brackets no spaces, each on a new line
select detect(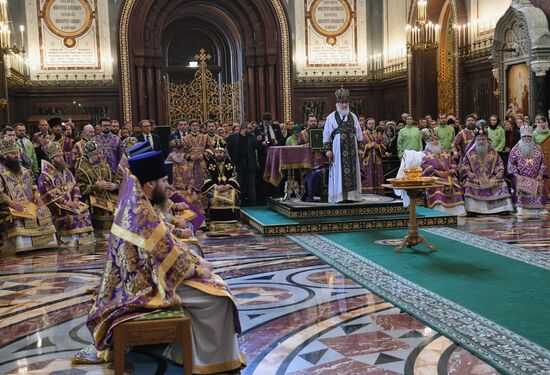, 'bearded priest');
507,126,548,216
458,127,513,214
73,151,244,374
323,86,363,203
201,139,240,228
0,139,57,252
421,132,466,216
37,142,95,245
76,140,119,235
